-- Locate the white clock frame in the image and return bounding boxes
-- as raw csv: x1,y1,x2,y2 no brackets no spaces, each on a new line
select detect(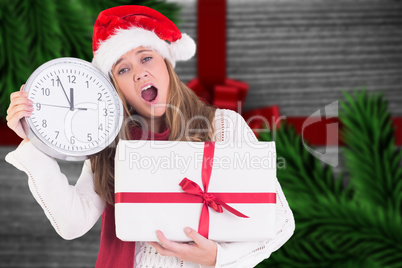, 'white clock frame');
22,57,123,161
